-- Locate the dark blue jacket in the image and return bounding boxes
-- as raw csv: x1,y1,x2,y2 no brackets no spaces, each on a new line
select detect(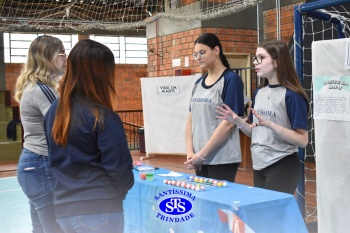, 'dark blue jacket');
44,98,134,217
